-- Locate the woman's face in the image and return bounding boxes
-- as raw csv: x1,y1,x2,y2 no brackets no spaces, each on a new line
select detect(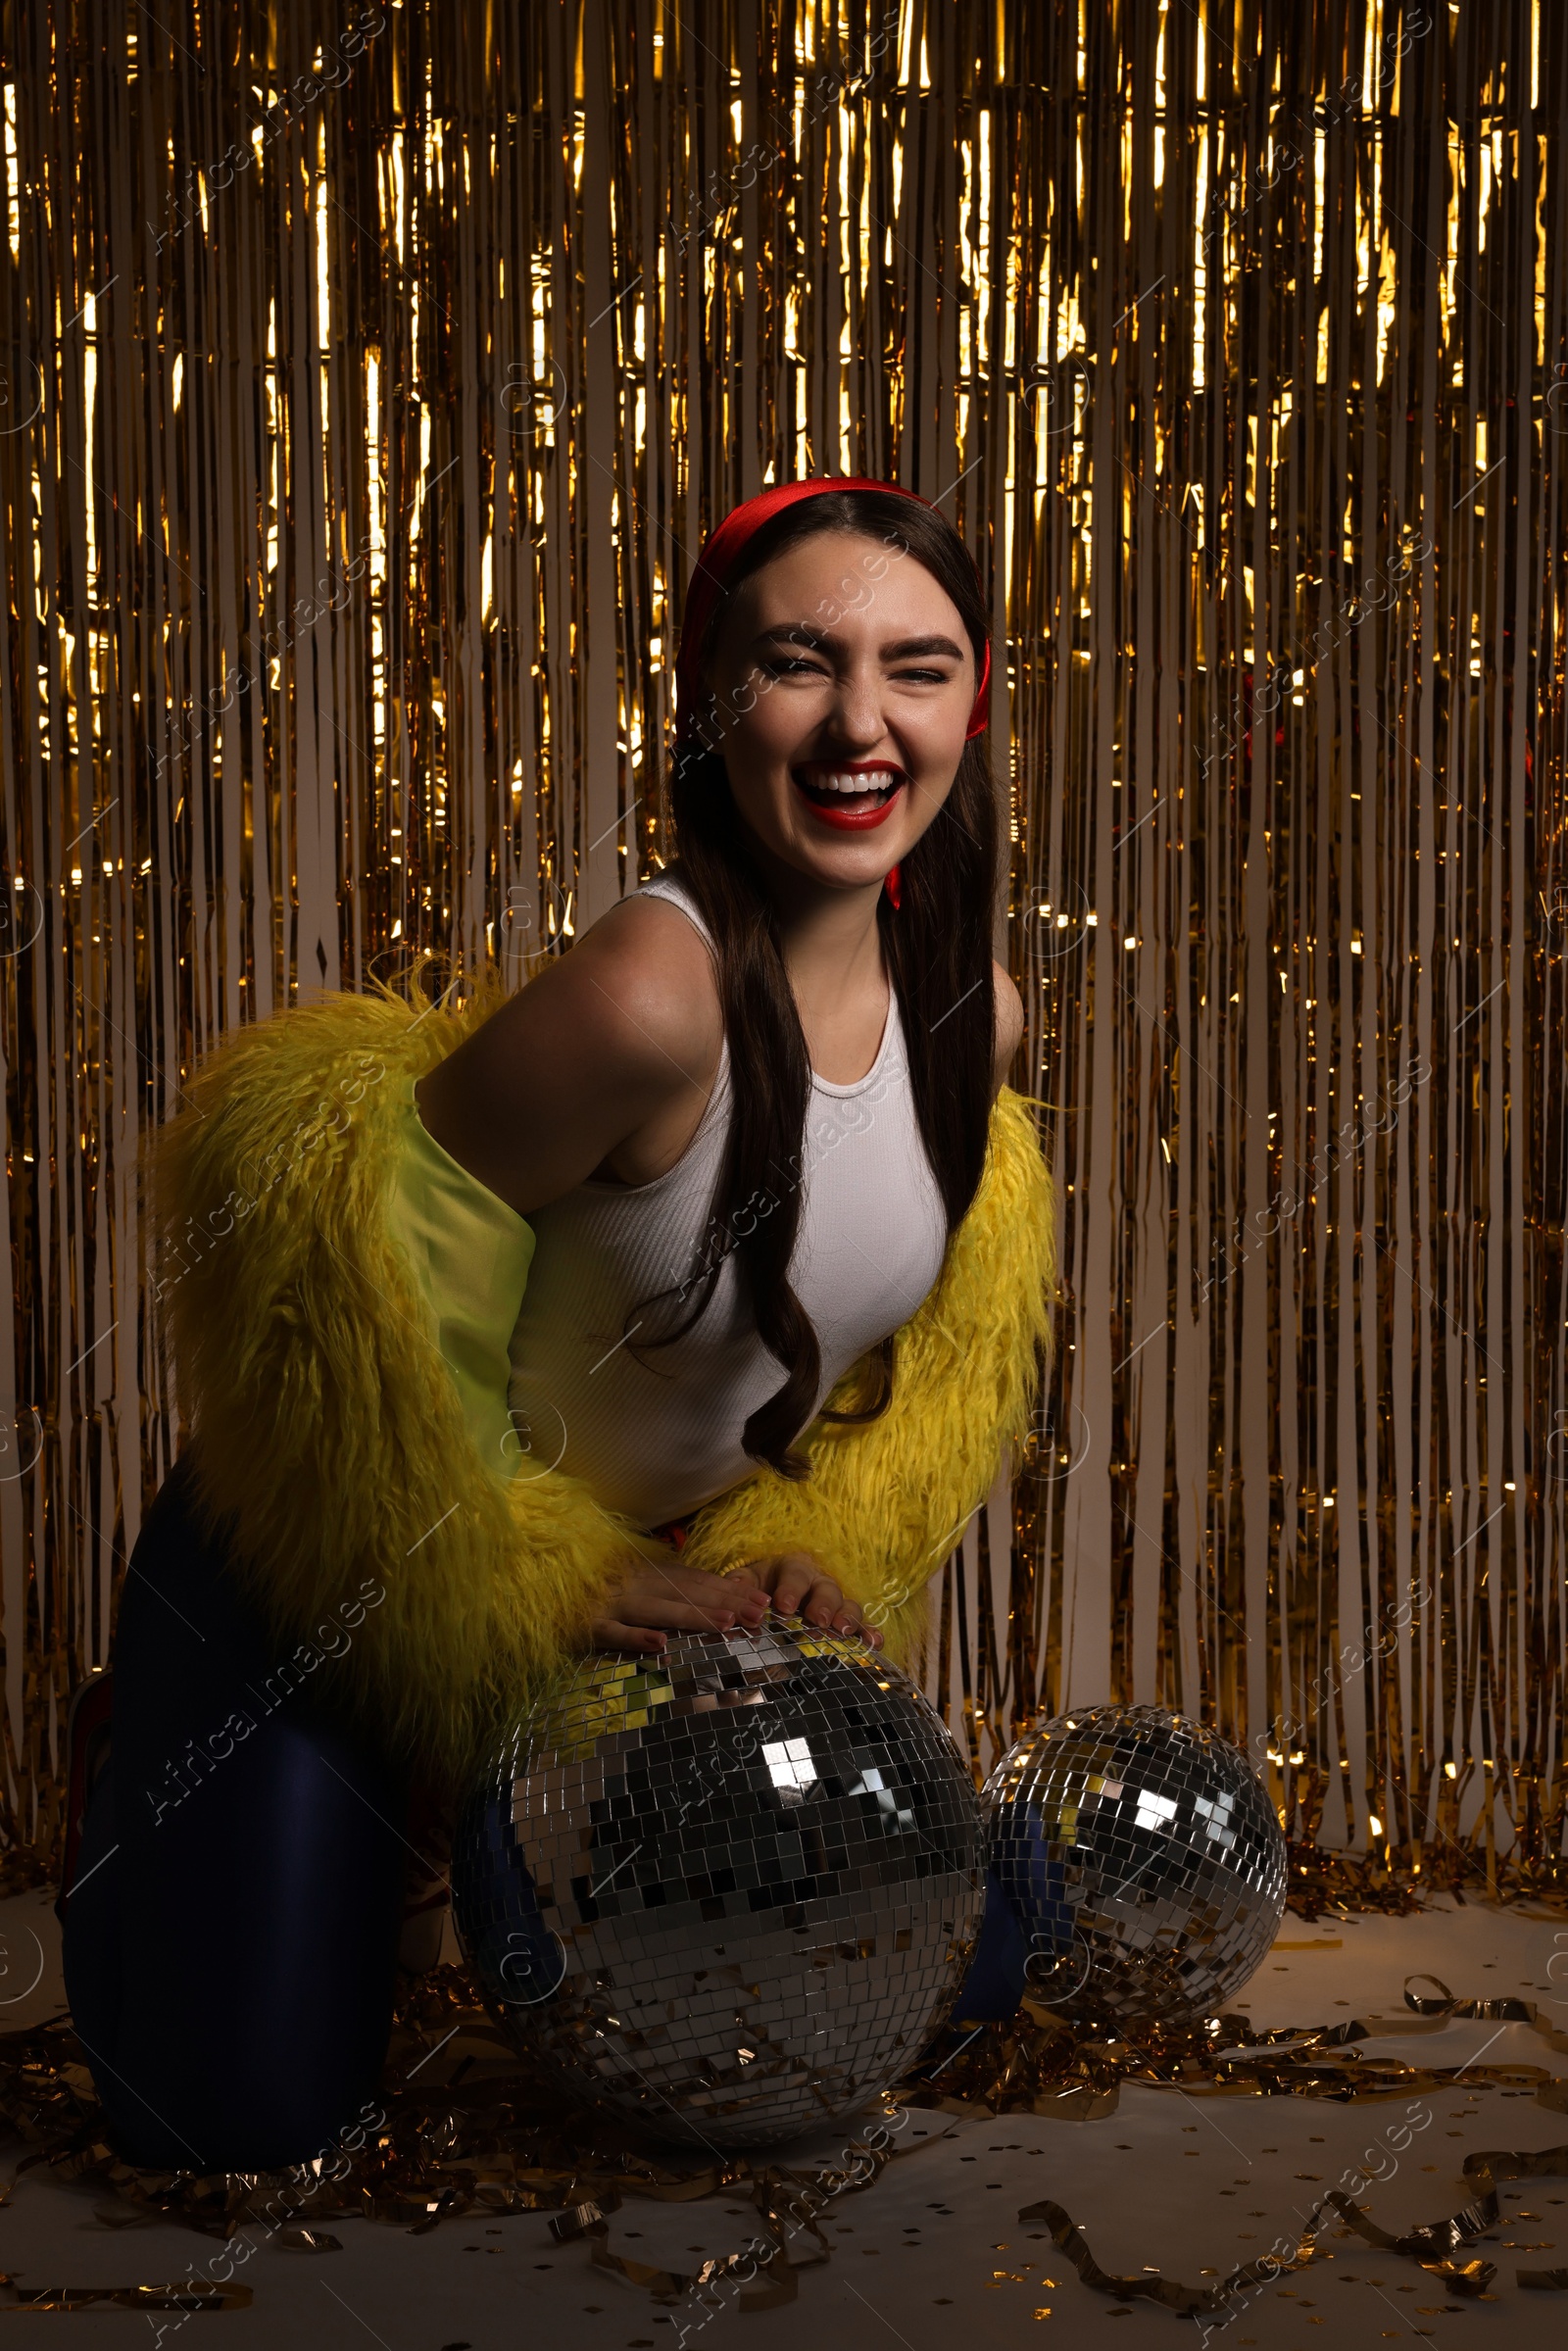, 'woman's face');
702,528,978,893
